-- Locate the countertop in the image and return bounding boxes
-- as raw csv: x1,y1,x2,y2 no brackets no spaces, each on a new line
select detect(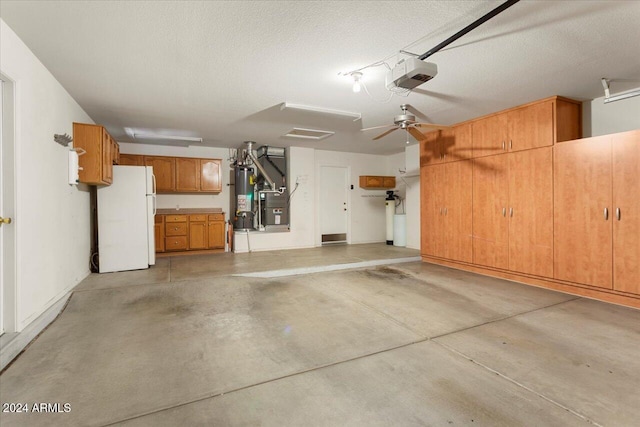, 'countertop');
156,208,224,215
